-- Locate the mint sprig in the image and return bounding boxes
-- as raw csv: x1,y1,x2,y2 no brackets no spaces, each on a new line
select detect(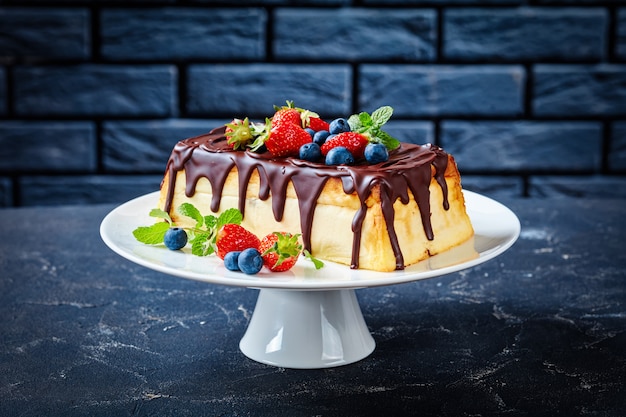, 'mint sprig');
132,204,242,256
348,105,400,151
